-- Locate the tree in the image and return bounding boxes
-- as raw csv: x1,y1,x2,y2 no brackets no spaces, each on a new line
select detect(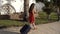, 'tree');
53,0,60,21
43,6,52,20
36,0,53,20
24,0,29,21
2,4,16,14
6,0,16,14
36,0,44,2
